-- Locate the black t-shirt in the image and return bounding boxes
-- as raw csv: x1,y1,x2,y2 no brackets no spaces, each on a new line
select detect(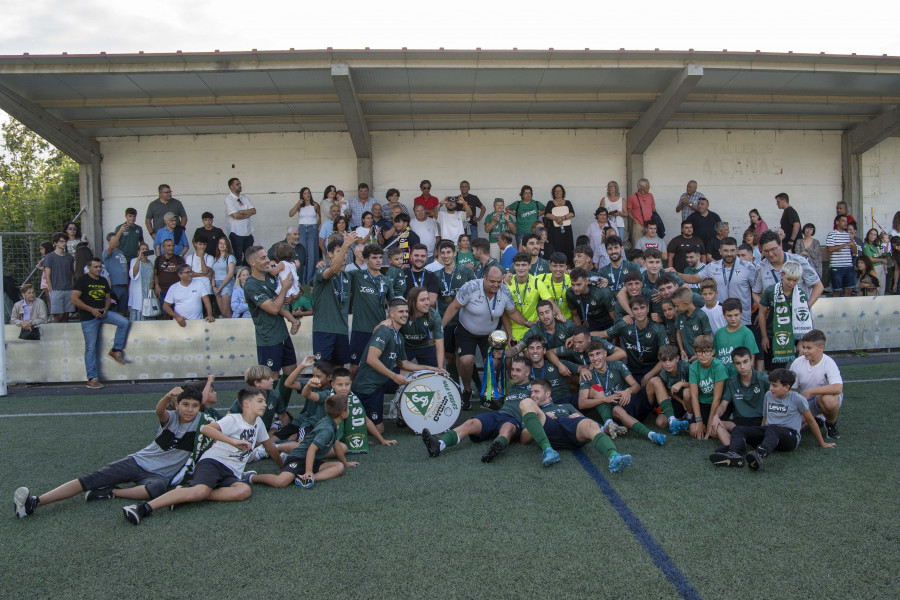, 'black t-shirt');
666,236,706,273
539,242,556,261
404,268,440,298
780,206,801,249
707,237,723,261
461,194,483,226
383,229,421,266
73,274,110,321
686,211,721,249
194,226,227,256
